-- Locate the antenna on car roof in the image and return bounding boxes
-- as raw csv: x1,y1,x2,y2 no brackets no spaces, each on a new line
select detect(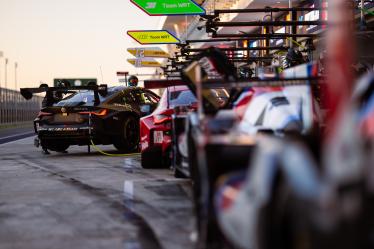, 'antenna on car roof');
99,66,105,85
